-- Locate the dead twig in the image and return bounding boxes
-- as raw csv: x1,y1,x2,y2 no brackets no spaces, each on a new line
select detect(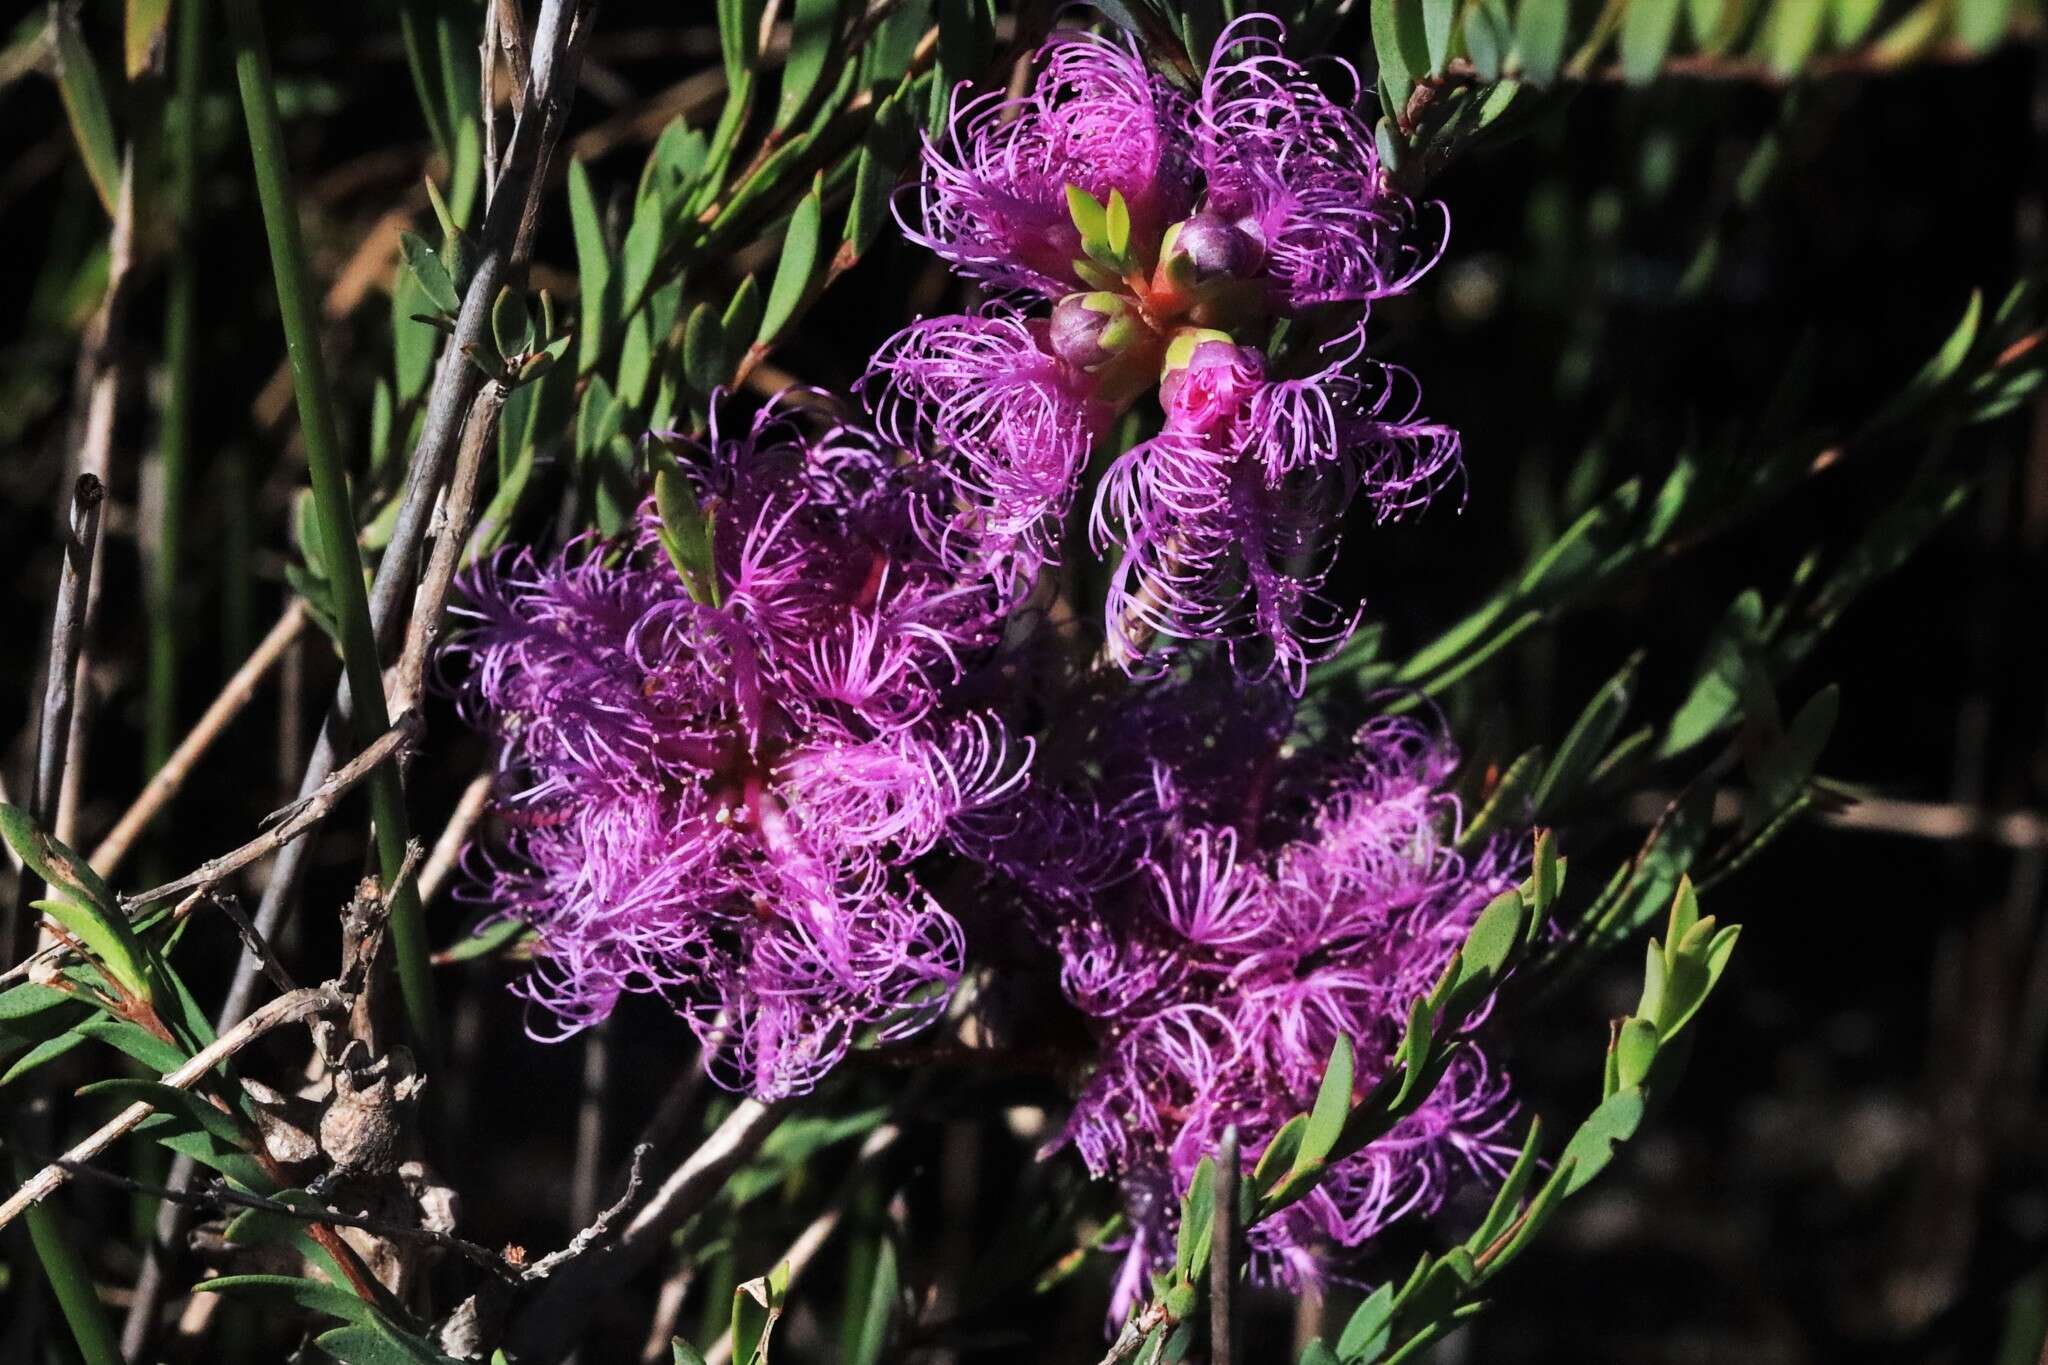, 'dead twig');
505,1099,793,1363
394,382,504,715
0,986,345,1231
126,715,421,911
89,601,311,878
419,770,494,907
7,474,107,963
